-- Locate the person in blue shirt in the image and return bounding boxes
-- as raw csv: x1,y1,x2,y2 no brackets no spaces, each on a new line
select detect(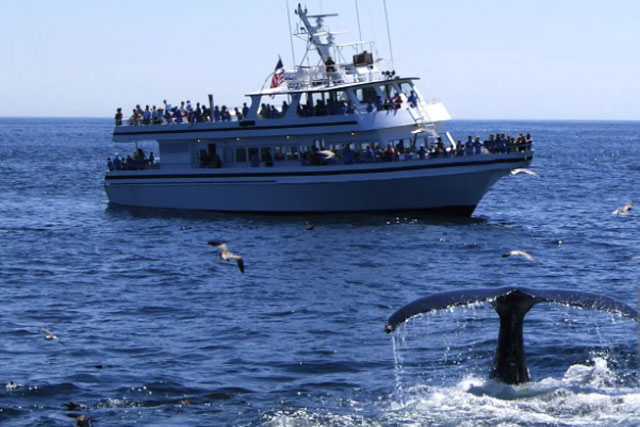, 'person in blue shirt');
407,90,418,108
343,145,353,164
242,102,249,118
417,145,426,159
474,136,483,155
366,102,373,113
464,135,474,156
374,96,383,111
346,101,355,115
364,145,374,162
213,106,221,122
